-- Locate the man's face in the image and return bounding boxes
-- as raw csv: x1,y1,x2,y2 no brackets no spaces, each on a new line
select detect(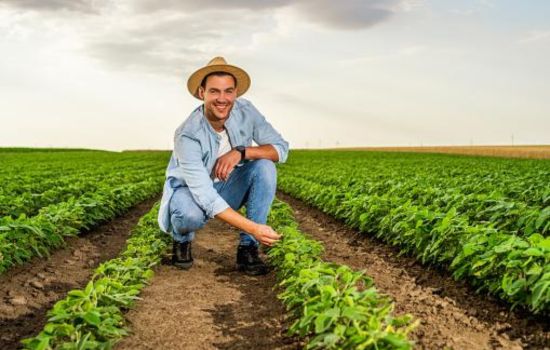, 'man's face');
198,74,237,122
